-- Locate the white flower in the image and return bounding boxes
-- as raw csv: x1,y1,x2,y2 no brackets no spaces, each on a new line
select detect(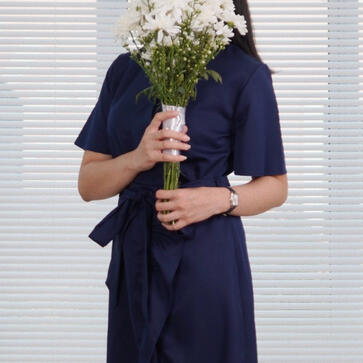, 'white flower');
162,35,173,46
143,12,181,37
114,0,248,54
194,3,218,28
223,12,248,35
198,1,221,16
152,2,184,23
219,0,235,13
214,20,234,39
142,49,152,61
